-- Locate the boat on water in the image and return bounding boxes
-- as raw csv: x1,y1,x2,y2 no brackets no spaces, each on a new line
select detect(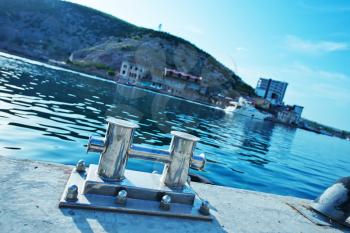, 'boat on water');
224,97,271,120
